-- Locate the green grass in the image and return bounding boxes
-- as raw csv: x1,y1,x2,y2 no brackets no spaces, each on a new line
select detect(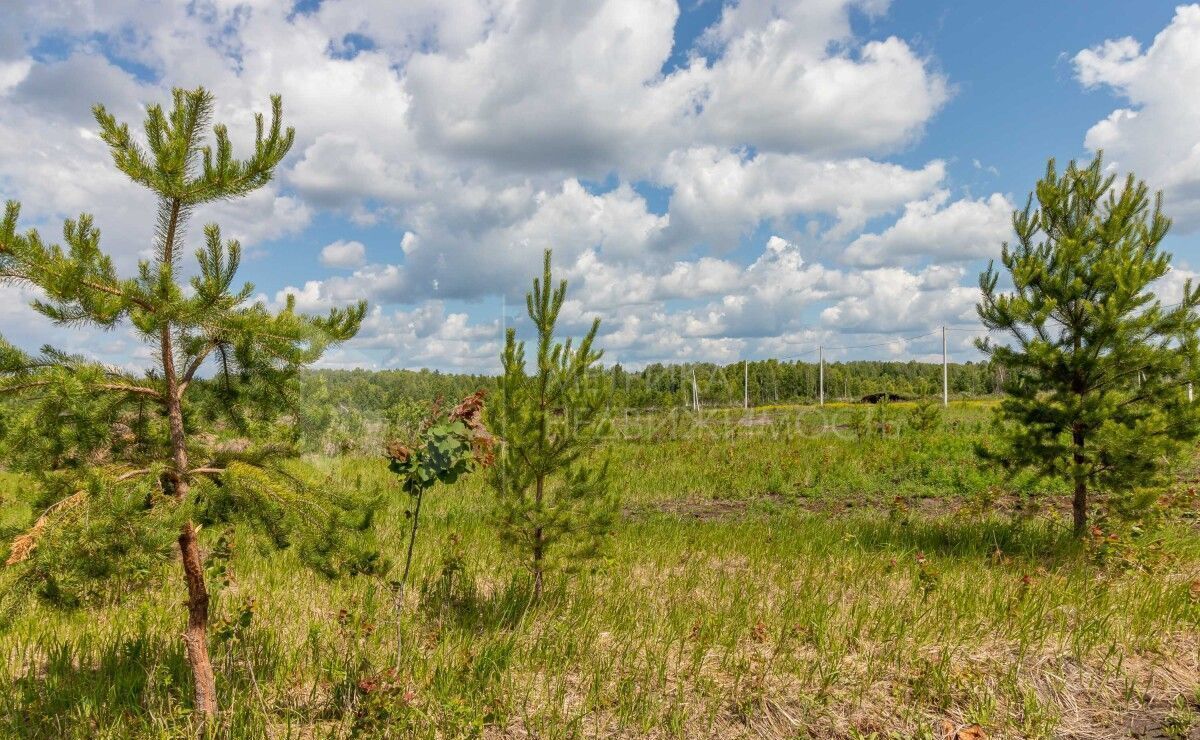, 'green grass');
1,402,1198,738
